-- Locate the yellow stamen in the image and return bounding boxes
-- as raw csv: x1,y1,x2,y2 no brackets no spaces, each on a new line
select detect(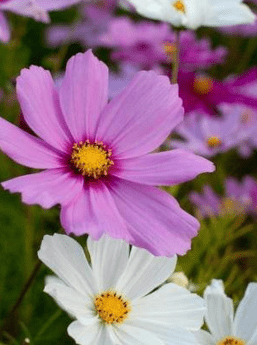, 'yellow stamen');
193,76,213,95
216,336,246,345
70,140,113,179
173,0,186,13
206,136,222,148
94,291,131,324
163,42,177,59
